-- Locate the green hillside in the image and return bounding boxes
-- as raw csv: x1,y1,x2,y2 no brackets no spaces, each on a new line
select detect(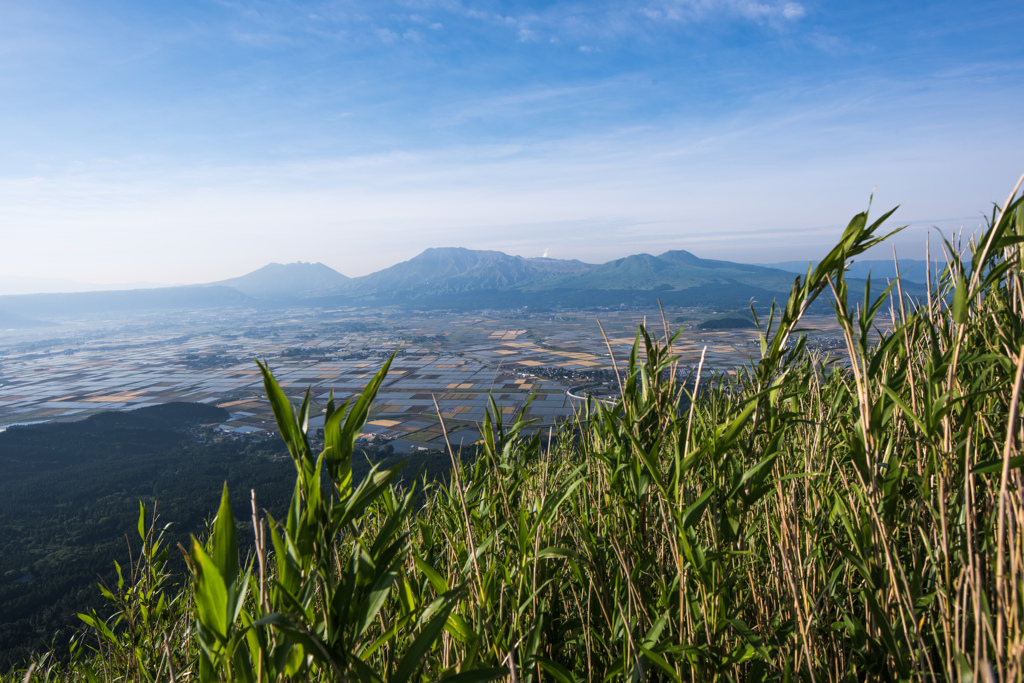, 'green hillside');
538,251,794,291
4,183,1024,682
0,405,294,667
696,309,757,329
